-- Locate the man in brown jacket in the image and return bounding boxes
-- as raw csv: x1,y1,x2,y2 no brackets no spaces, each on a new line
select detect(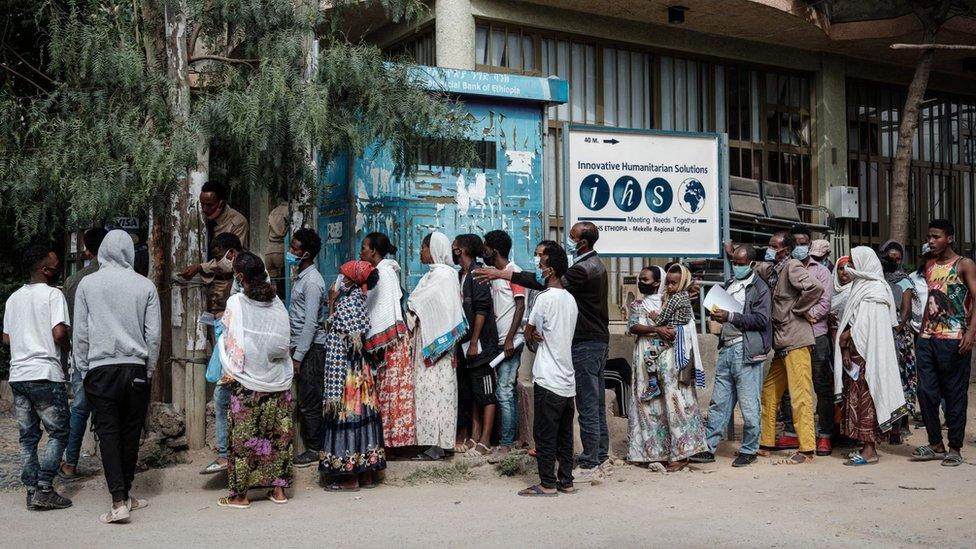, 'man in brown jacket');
753,230,823,463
